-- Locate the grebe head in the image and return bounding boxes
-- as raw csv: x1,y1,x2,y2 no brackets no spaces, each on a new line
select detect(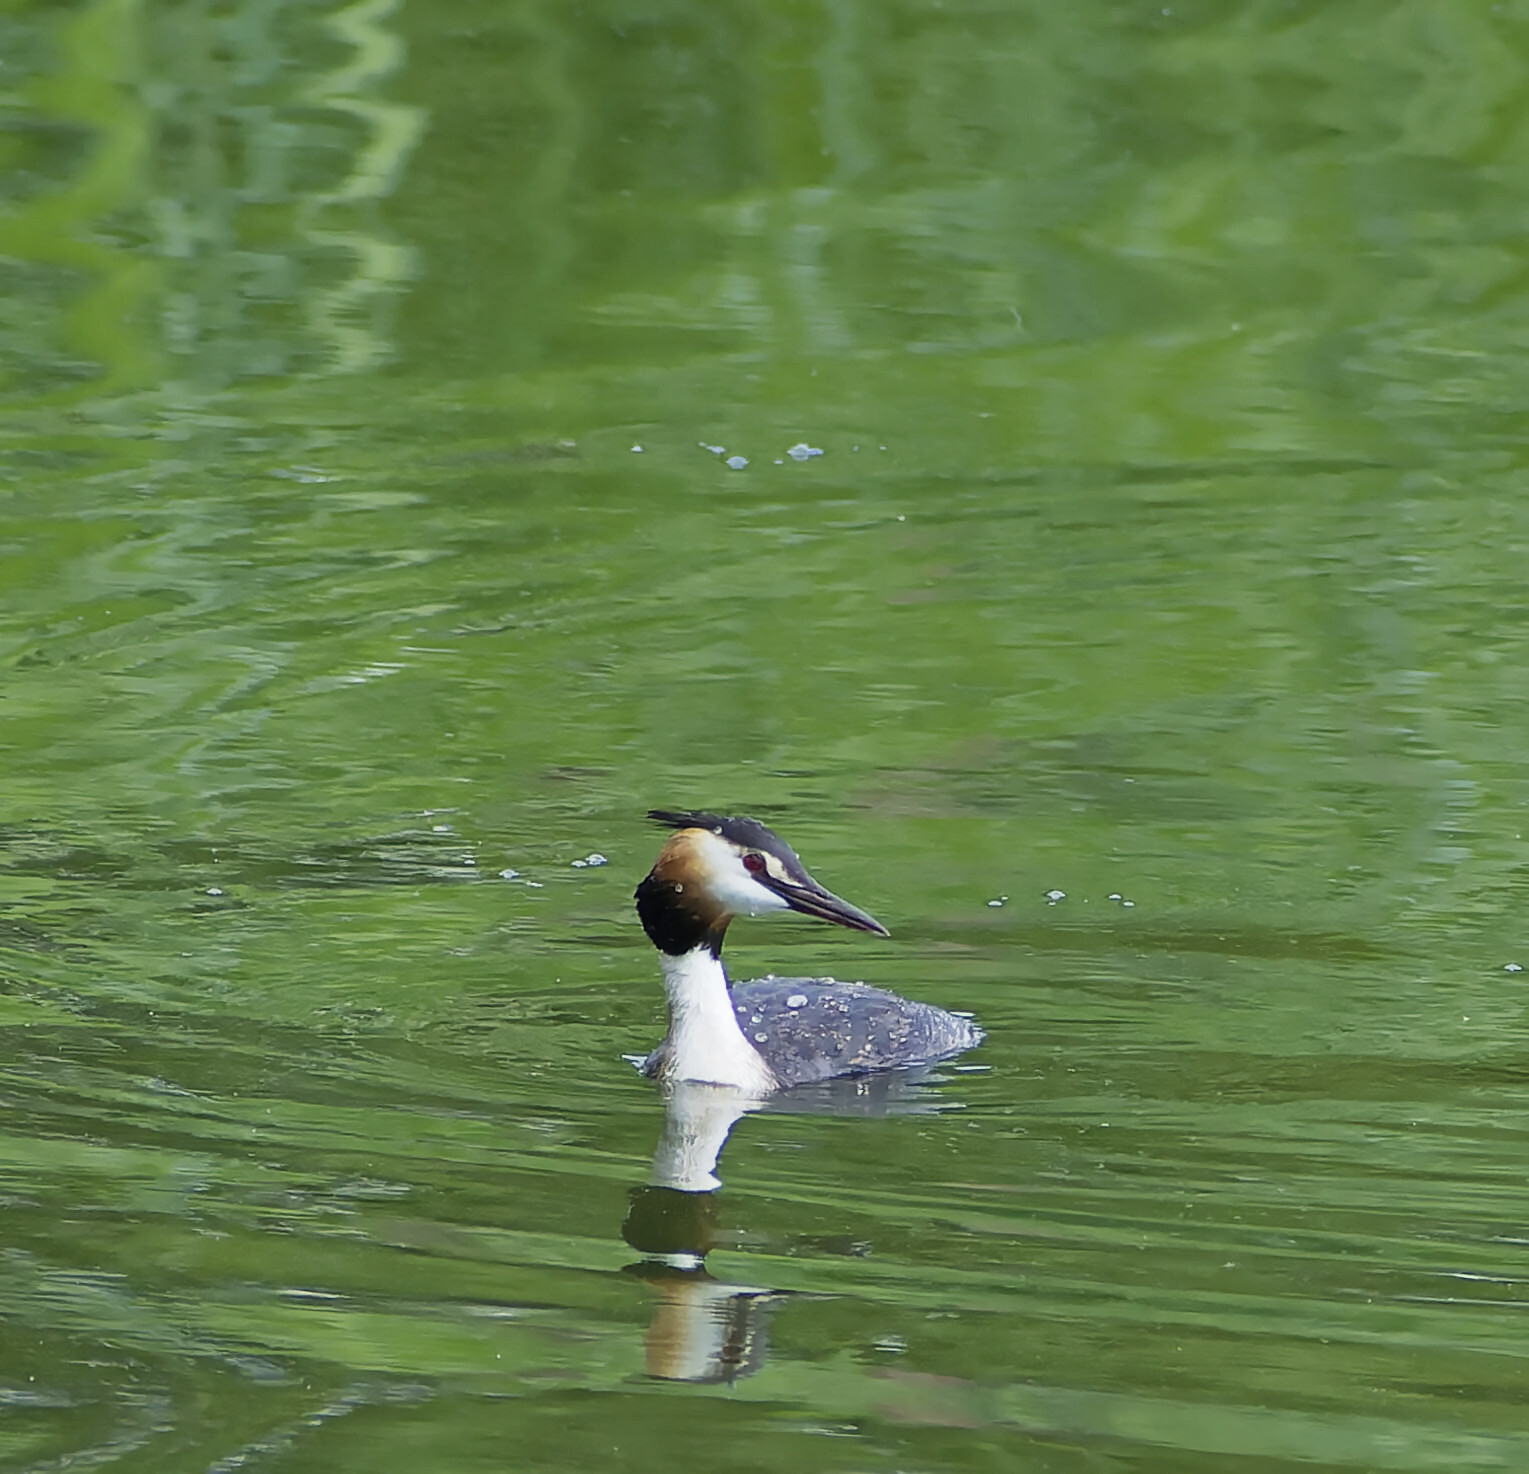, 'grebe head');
635,810,890,958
